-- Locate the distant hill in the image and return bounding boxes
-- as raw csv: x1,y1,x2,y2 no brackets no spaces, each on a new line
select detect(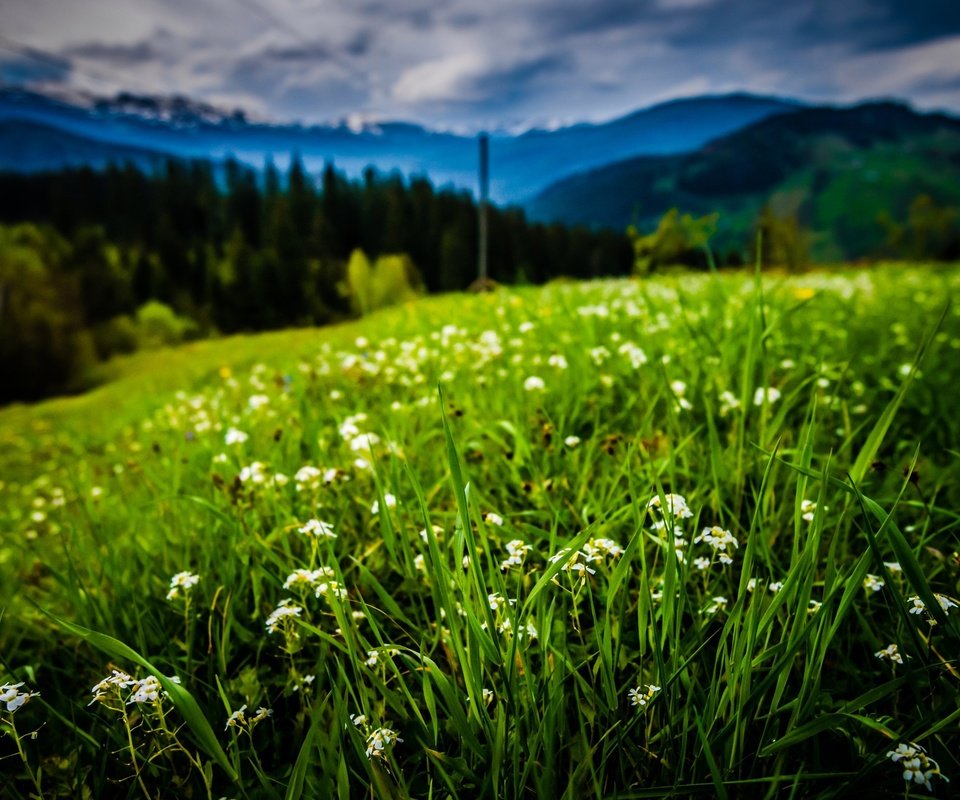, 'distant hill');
526,102,960,261
0,88,797,202
0,119,167,171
